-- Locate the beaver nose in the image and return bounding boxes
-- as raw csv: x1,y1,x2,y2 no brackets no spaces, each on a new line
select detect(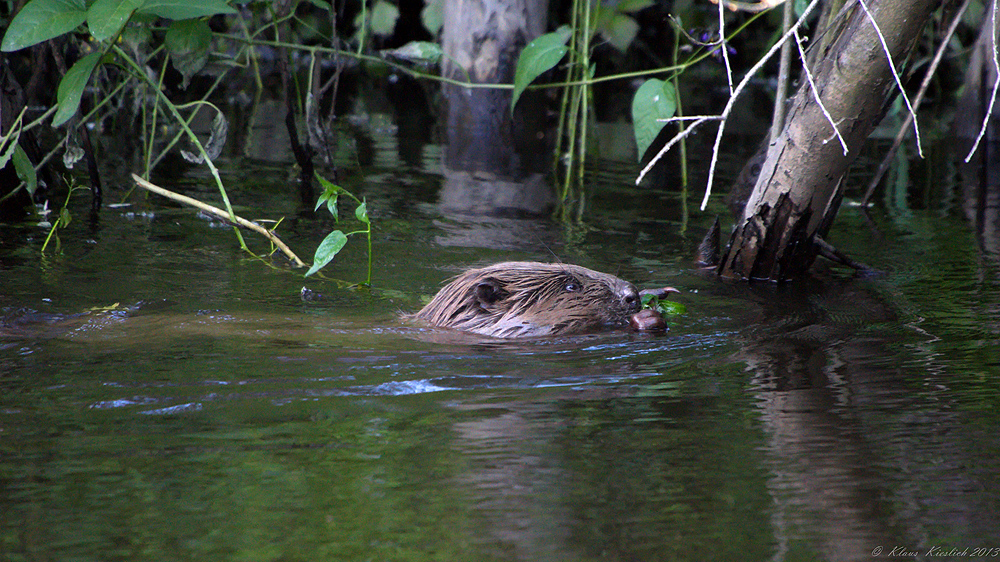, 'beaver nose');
619,283,641,312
